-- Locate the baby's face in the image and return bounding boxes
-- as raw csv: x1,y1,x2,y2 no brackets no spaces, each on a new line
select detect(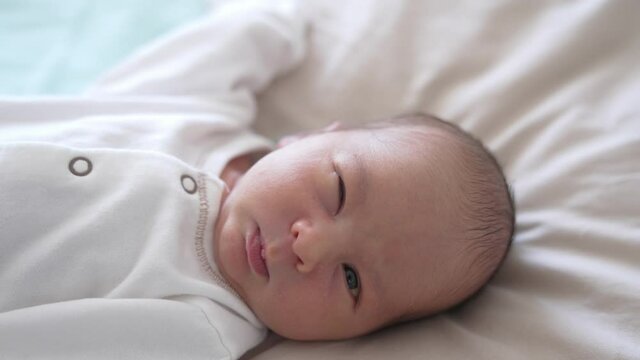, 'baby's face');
214,129,465,340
